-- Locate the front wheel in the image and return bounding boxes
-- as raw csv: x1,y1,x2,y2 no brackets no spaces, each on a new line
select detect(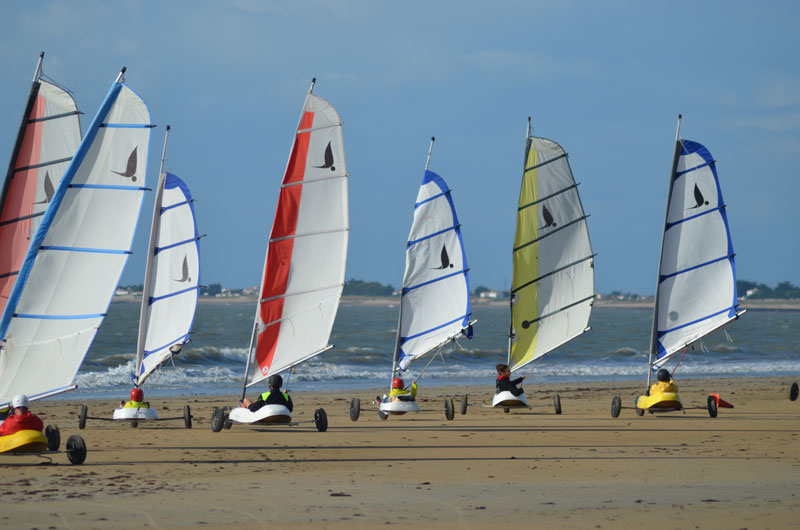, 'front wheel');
378,410,388,420
707,395,718,418
634,396,644,417
790,382,799,401
553,394,562,415
222,406,232,429
210,407,223,432
611,396,621,418
66,435,87,465
183,405,192,429
444,398,455,421
45,424,60,451
315,408,328,432
349,398,361,422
